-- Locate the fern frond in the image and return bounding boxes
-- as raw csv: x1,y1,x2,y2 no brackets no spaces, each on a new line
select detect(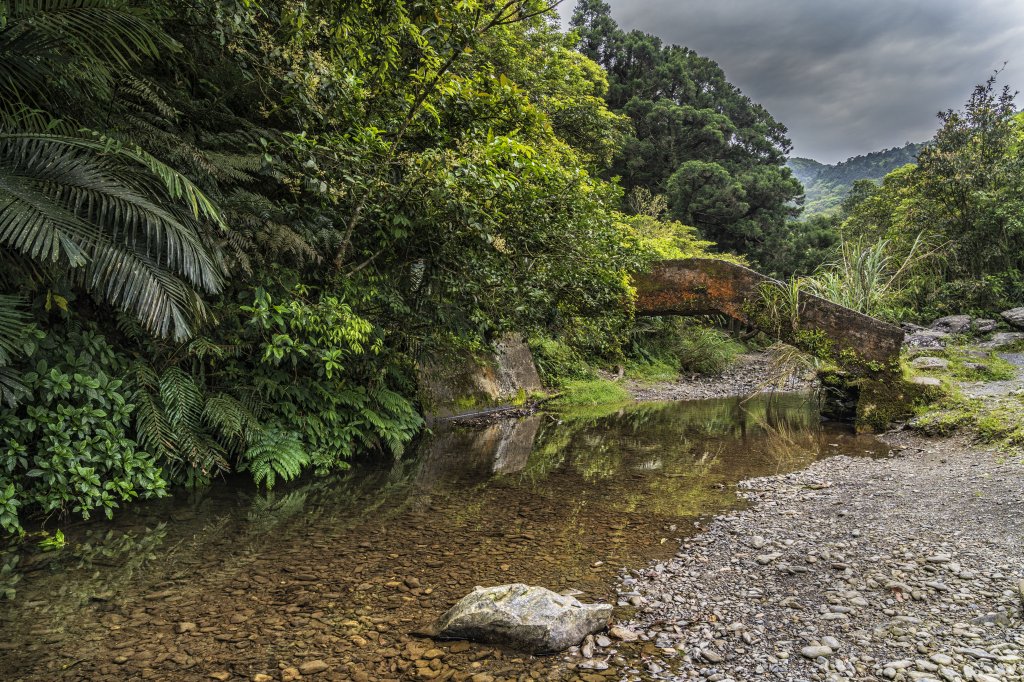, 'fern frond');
241,430,309,490
158,366,203,429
